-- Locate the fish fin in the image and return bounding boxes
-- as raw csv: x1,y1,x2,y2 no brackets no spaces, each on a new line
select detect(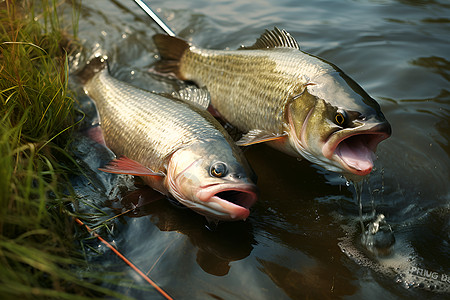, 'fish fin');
99,156,165,177
239,27,300,50
75,55,109,84
172,86,211,110
85,124,107,146
236,129,288,146
207,104,222,118
153,34,190,79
